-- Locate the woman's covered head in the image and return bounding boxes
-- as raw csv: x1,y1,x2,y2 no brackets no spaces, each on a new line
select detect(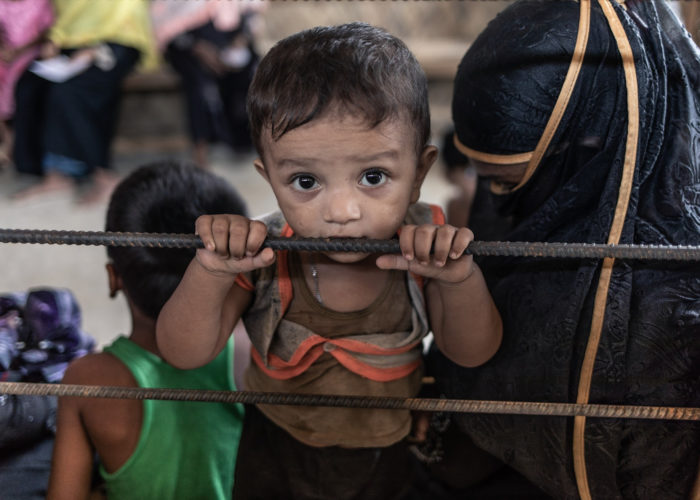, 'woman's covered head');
452,0,584,159
451,0,628,209
451,0,700,240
